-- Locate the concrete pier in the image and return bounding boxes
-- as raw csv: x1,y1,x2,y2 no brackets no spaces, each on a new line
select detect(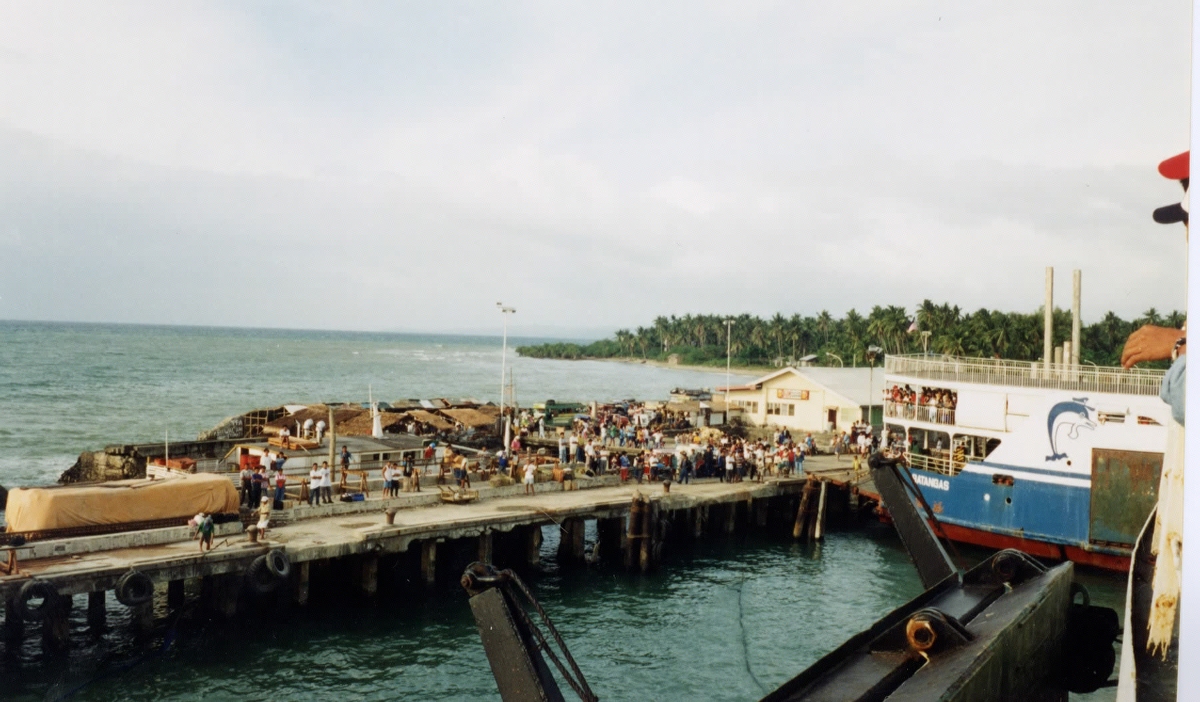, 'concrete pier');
0,476,807,653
